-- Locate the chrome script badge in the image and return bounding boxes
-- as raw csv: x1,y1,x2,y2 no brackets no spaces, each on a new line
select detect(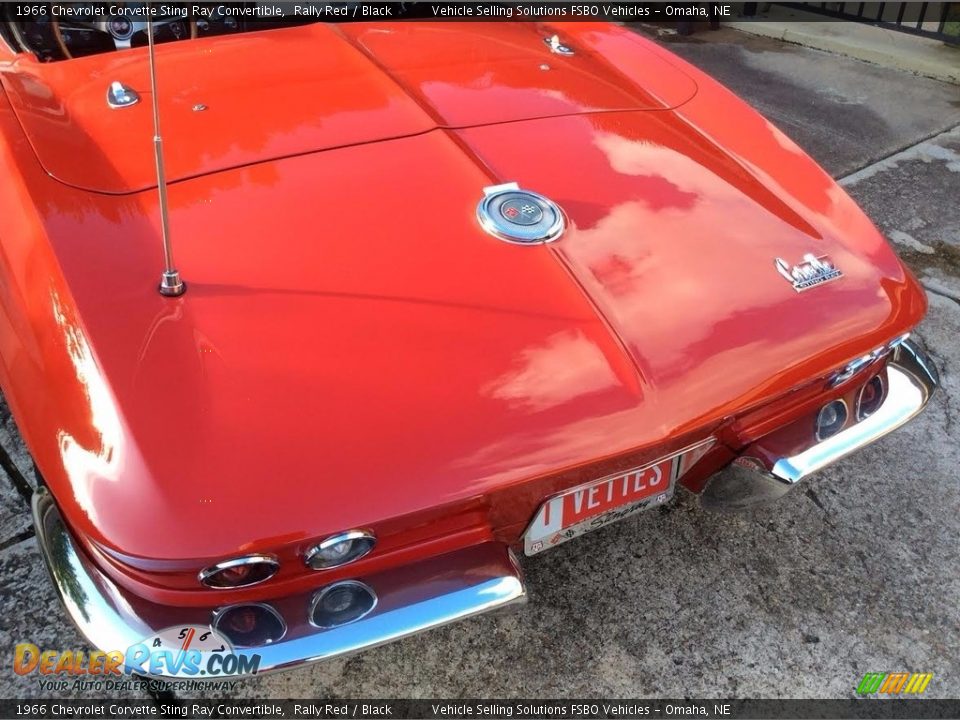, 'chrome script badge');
775,253,843,292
